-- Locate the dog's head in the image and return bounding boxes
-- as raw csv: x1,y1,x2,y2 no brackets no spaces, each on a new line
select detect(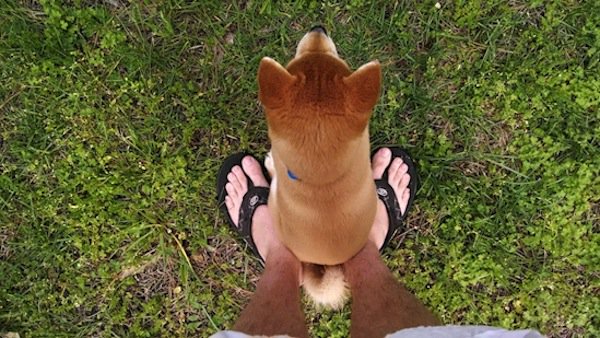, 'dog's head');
258,26,381,182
